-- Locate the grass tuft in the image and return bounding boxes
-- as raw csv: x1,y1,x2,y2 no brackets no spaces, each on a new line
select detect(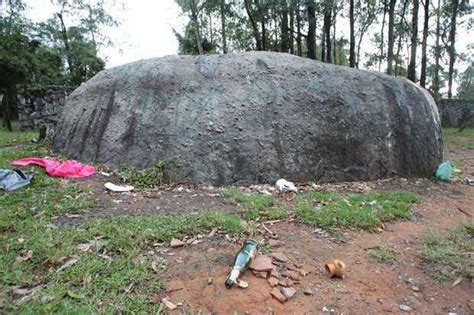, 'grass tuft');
419,222,473,282
295,191,420,231
369,246,398,263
